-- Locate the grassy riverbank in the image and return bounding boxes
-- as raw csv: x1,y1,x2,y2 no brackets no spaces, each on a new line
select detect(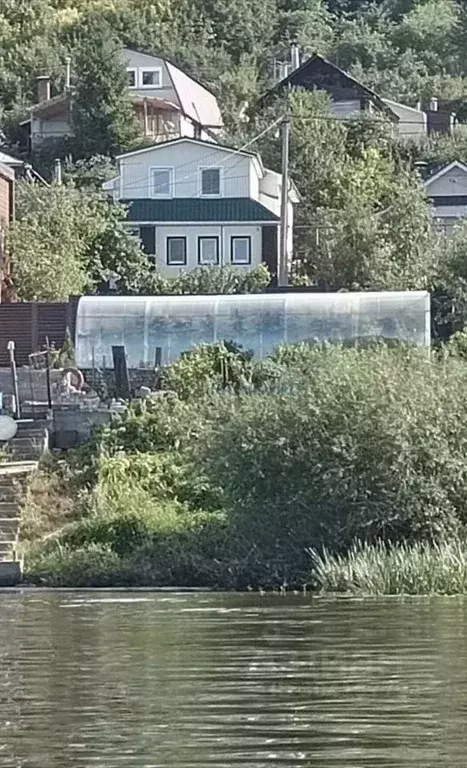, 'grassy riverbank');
21,342,467,591
311,541,467,595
